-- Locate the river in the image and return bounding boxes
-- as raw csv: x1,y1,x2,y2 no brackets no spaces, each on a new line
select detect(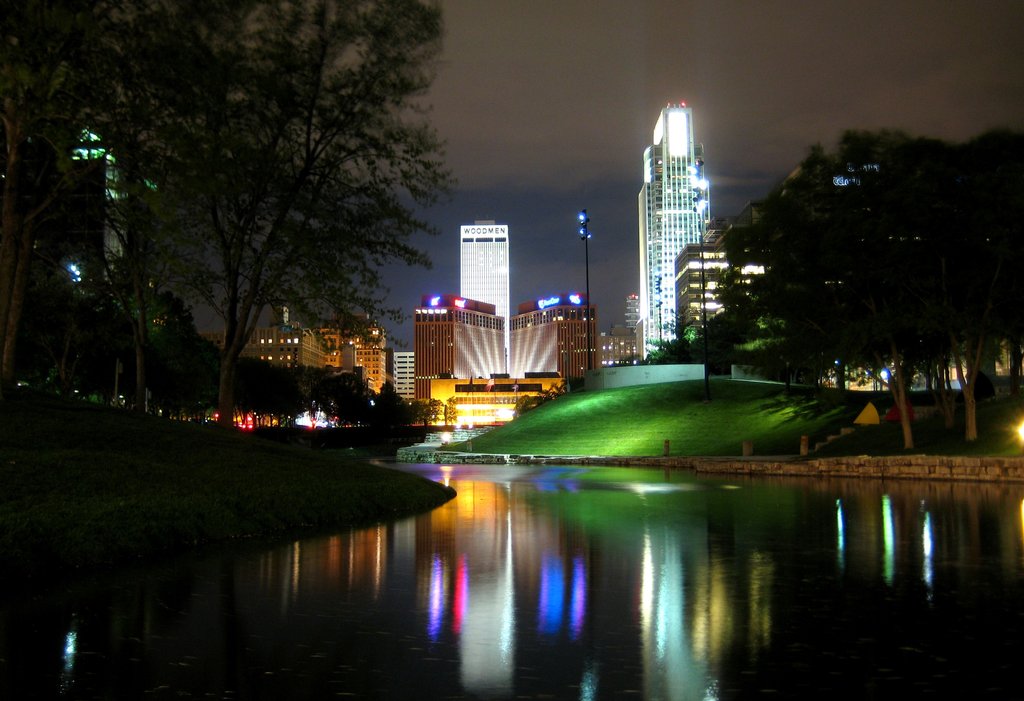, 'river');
3,462,1024,699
